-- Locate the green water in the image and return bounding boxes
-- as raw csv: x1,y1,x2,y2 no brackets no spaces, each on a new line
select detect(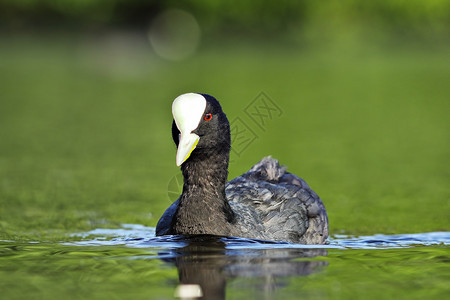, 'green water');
0,35,449,299
1,236,448,300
